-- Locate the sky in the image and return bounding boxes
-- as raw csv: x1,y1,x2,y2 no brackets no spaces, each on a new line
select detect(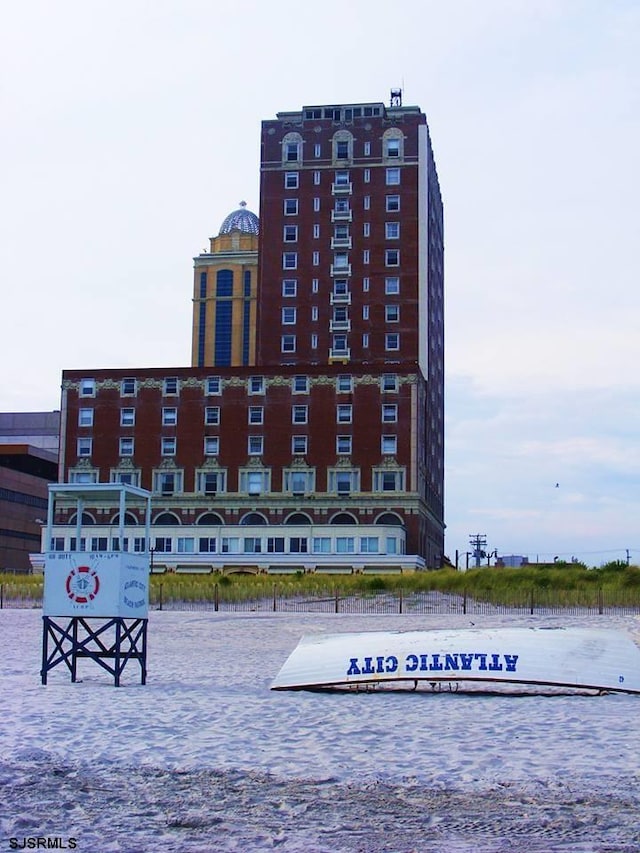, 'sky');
1,0,638,567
